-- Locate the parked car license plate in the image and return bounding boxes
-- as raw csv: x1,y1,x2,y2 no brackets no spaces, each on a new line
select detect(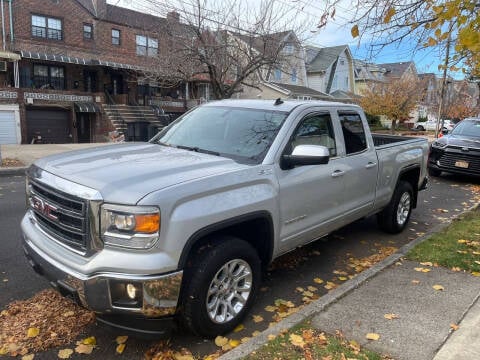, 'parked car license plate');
455,160,469,168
